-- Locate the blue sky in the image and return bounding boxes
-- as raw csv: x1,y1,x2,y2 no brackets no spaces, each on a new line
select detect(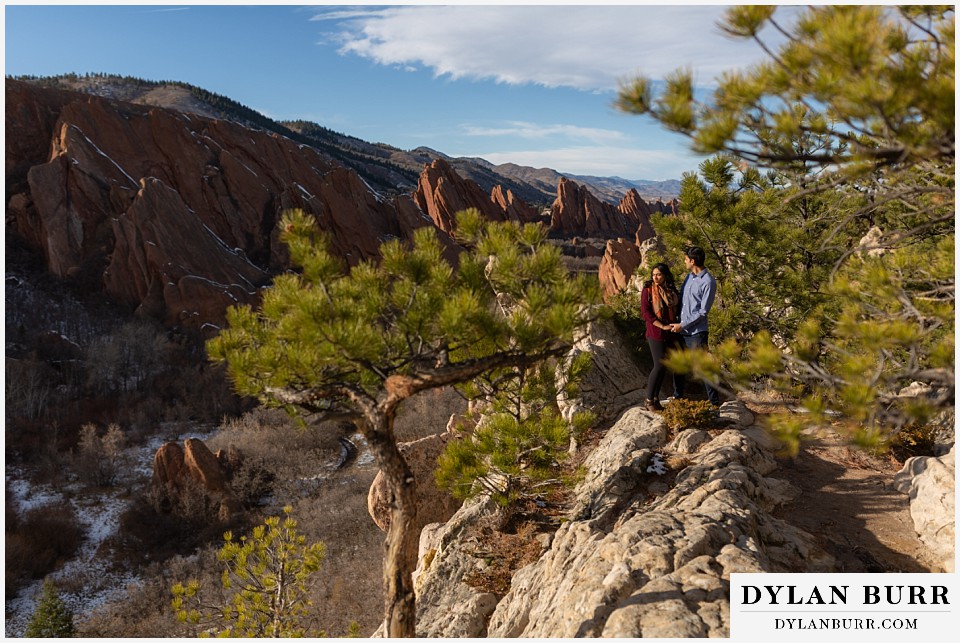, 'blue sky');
4,2,786,181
